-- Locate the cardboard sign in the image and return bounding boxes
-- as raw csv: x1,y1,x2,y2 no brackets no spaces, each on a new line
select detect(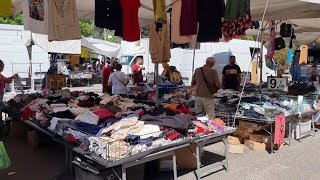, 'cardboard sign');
47,74,66,90
267,77,288,91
